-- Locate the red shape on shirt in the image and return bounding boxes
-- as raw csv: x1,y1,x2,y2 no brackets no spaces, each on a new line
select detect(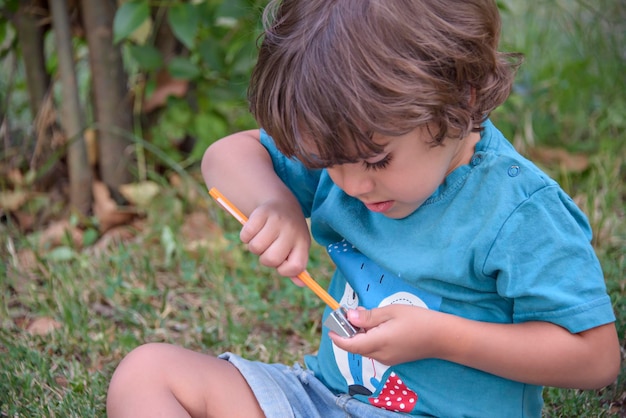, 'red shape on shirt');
368,372,418,413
